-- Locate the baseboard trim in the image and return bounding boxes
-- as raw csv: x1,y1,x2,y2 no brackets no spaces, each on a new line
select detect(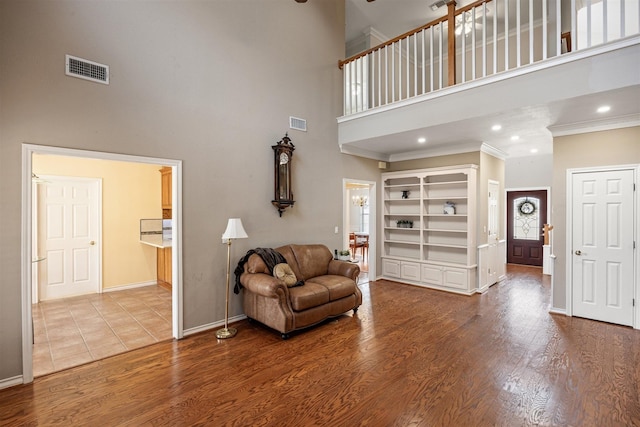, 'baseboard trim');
183,314,247,337
548,307,567,316
102,280,158,293
0,375,24,390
